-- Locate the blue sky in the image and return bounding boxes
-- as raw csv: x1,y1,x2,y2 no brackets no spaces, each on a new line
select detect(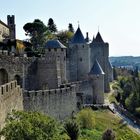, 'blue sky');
1,0,140,56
